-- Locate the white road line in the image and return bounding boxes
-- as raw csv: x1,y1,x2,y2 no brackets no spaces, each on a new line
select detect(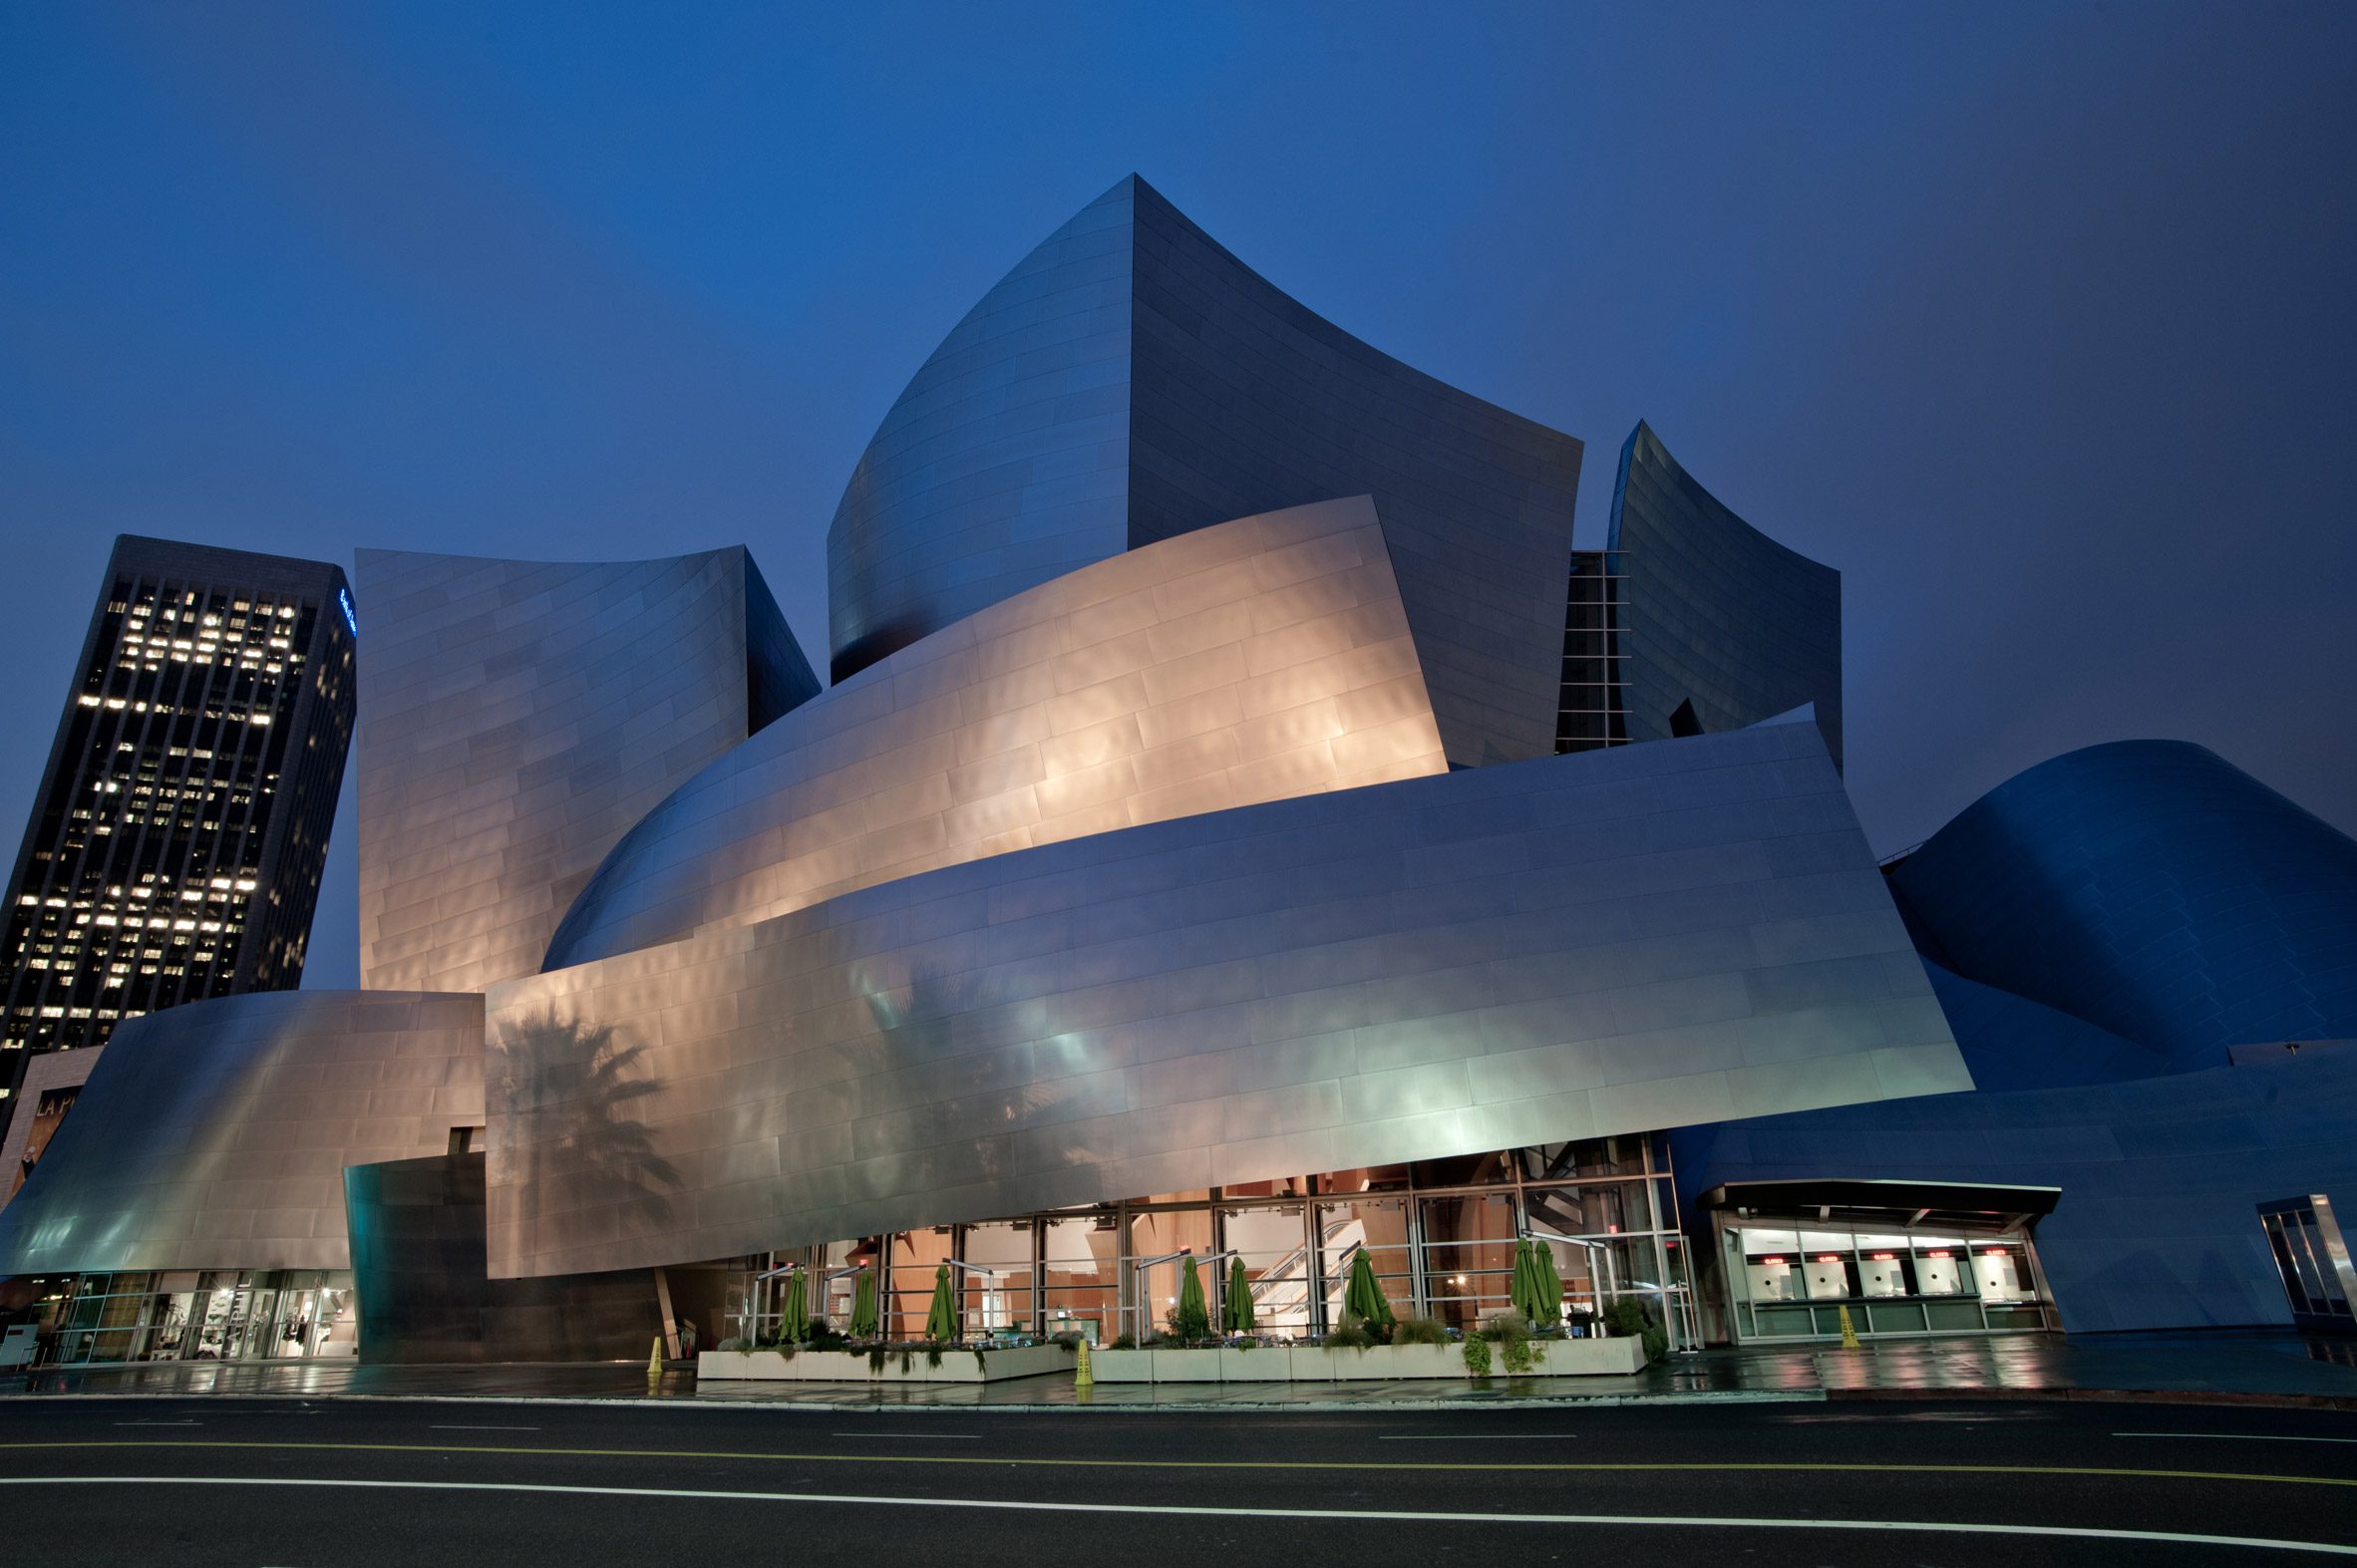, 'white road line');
1379,1433,1579,1440
111,1421,199,1427
830,1432,977,1440
2117,1432,2357,1446
3,1476,2351,1556
429,1425,540,1432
